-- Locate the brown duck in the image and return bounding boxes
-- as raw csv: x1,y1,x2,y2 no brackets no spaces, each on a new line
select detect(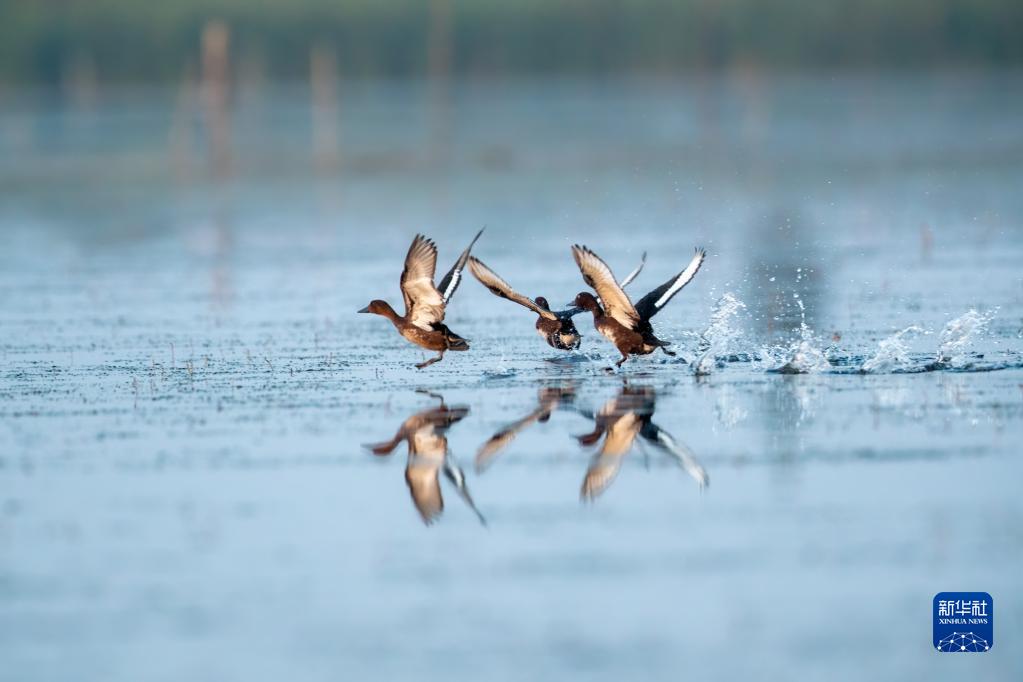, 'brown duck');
364,393,485,525
468,253,645,351
576,384,708,500
572,244,706,367
359,230,482,368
